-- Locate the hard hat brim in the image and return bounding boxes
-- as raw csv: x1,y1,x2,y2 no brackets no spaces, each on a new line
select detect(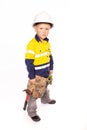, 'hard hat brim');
33,22,53,28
